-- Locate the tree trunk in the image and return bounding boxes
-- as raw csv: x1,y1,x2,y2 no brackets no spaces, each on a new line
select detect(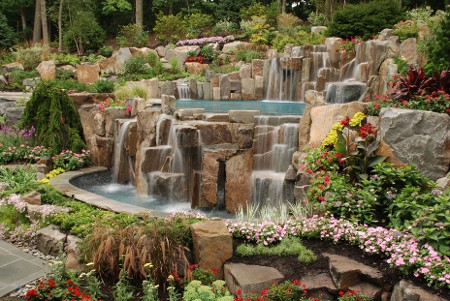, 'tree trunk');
58,0,63,52
282,0,286,14
40,0,49,46
32,0,42,44
136,0,143,26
